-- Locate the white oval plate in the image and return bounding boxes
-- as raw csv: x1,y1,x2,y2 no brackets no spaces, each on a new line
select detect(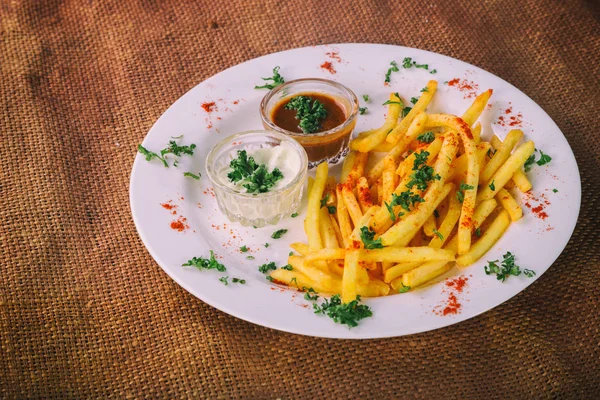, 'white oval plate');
130,44,580,339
